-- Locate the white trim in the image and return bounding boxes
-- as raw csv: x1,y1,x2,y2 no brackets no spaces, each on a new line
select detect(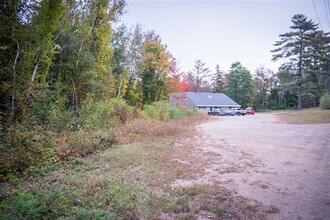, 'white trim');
196,105,241,107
